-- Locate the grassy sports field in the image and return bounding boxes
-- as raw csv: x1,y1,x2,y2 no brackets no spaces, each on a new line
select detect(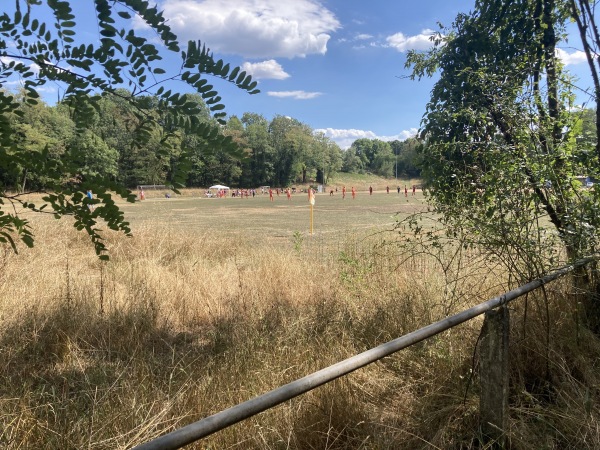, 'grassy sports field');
121,187,428,247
